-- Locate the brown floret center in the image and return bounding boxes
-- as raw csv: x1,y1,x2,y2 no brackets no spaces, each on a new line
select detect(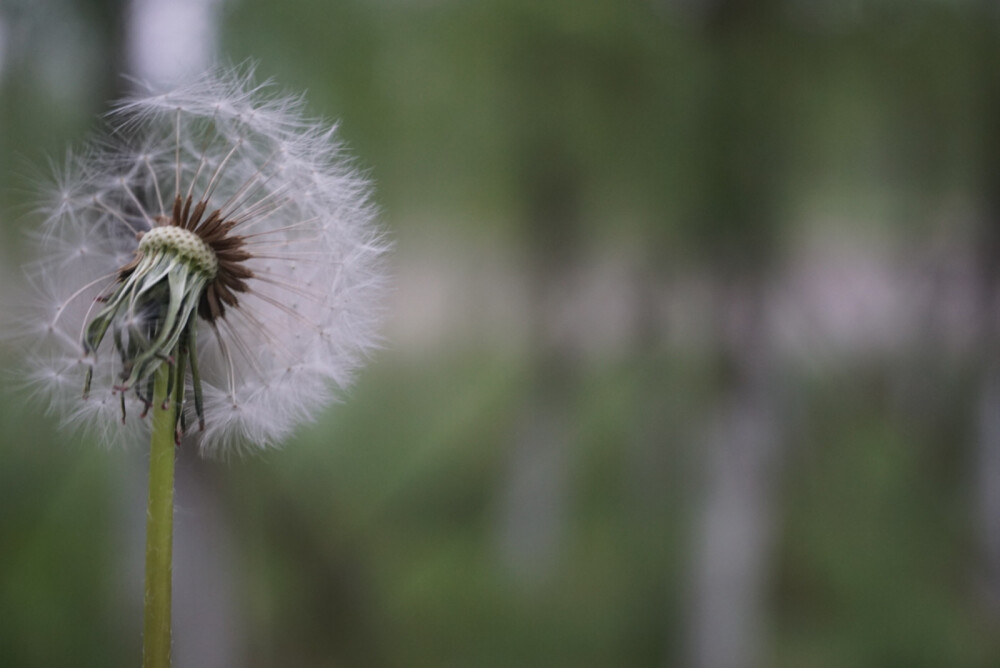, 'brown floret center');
121,194,254,322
